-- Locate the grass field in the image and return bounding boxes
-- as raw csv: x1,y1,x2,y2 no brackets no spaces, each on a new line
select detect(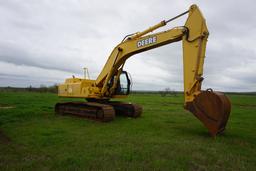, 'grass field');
0,92,256,170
